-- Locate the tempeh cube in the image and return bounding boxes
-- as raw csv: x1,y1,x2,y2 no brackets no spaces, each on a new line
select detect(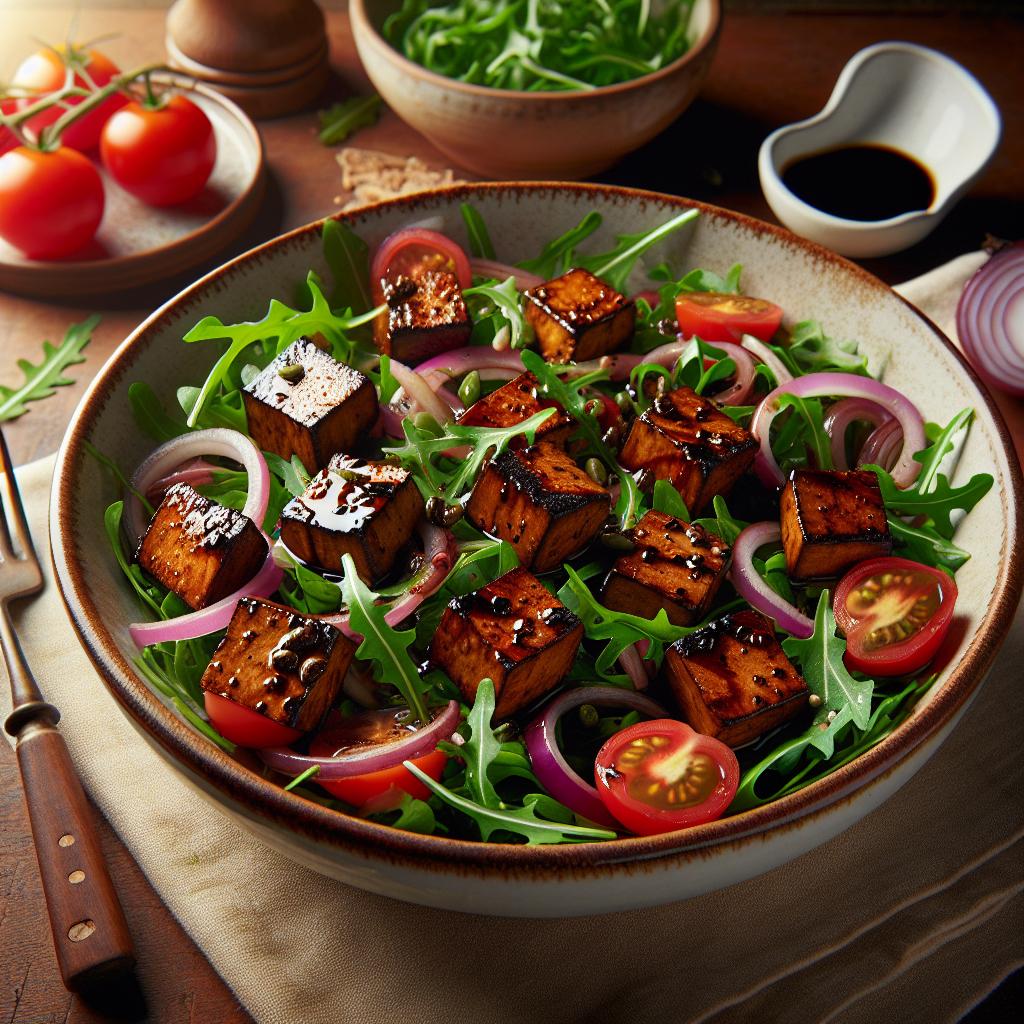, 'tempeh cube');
430,567,583,718
136,483,267,610
242,338,377,473
373,270,471,364
465,442,610,573
602,511,730,627
279,454,424,584
523,268,636,364
457,371,573,449
618,386,757,514
780,469,891,581
201,598,355,733
663,609,809,748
